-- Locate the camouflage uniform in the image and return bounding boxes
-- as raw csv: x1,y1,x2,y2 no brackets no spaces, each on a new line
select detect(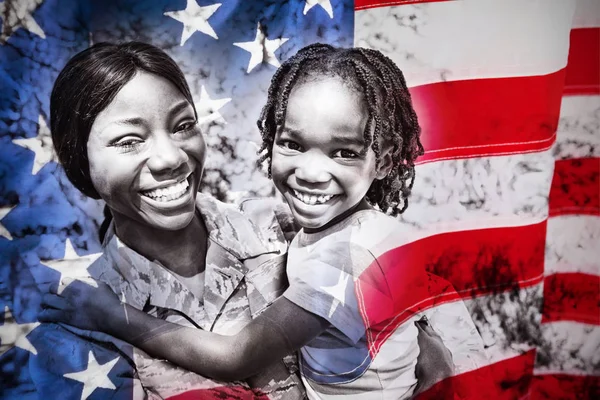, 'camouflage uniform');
31,193,305,399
